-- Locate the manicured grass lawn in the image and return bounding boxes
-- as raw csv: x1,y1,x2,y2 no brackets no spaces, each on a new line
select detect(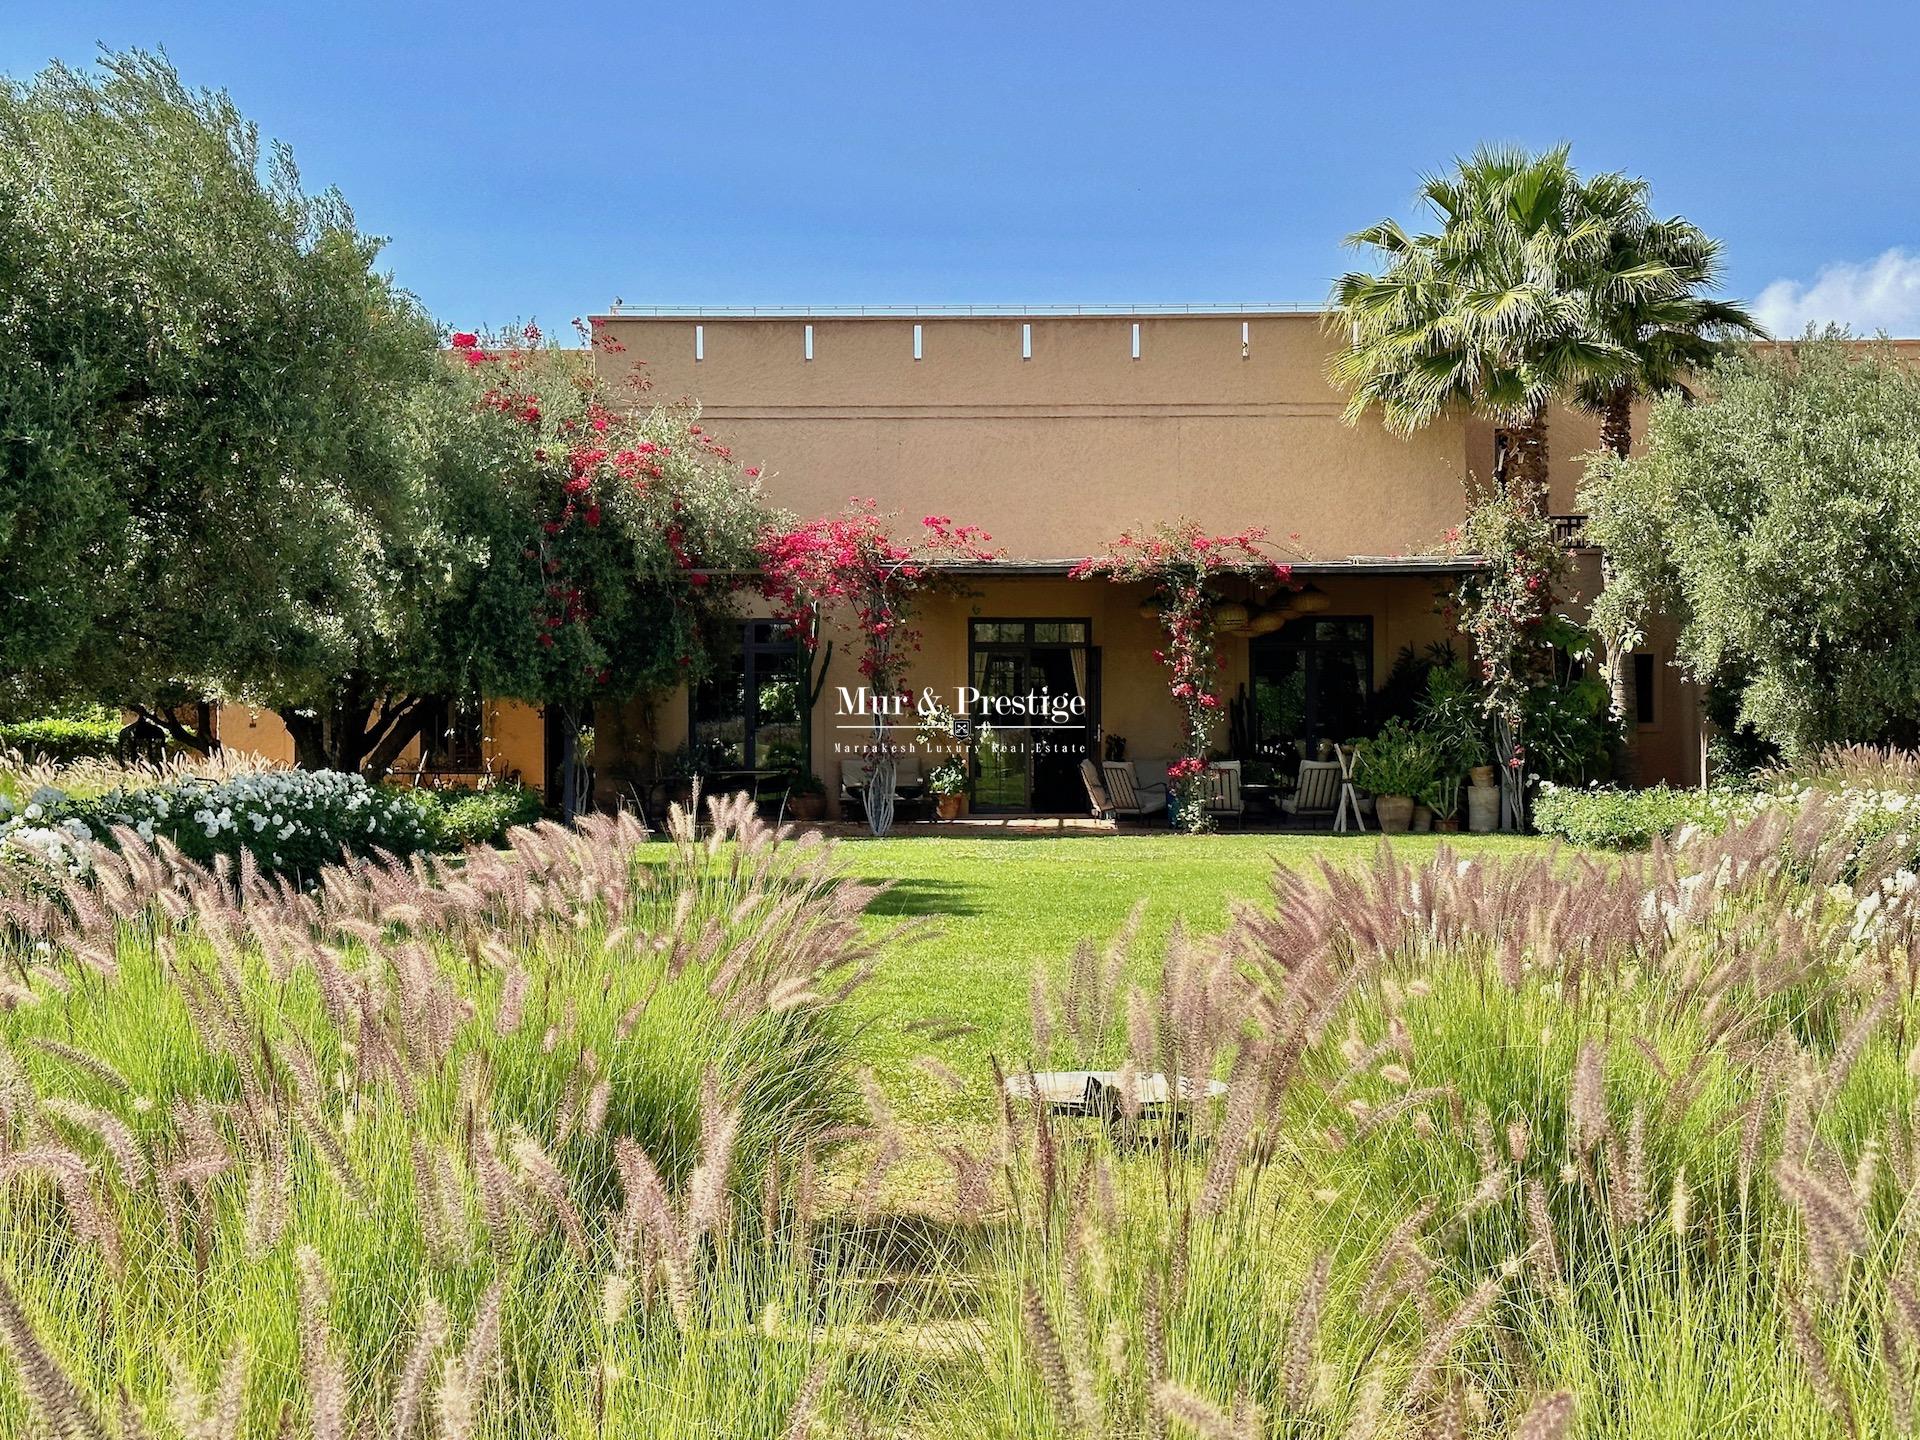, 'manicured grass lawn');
834,831,1556,1126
